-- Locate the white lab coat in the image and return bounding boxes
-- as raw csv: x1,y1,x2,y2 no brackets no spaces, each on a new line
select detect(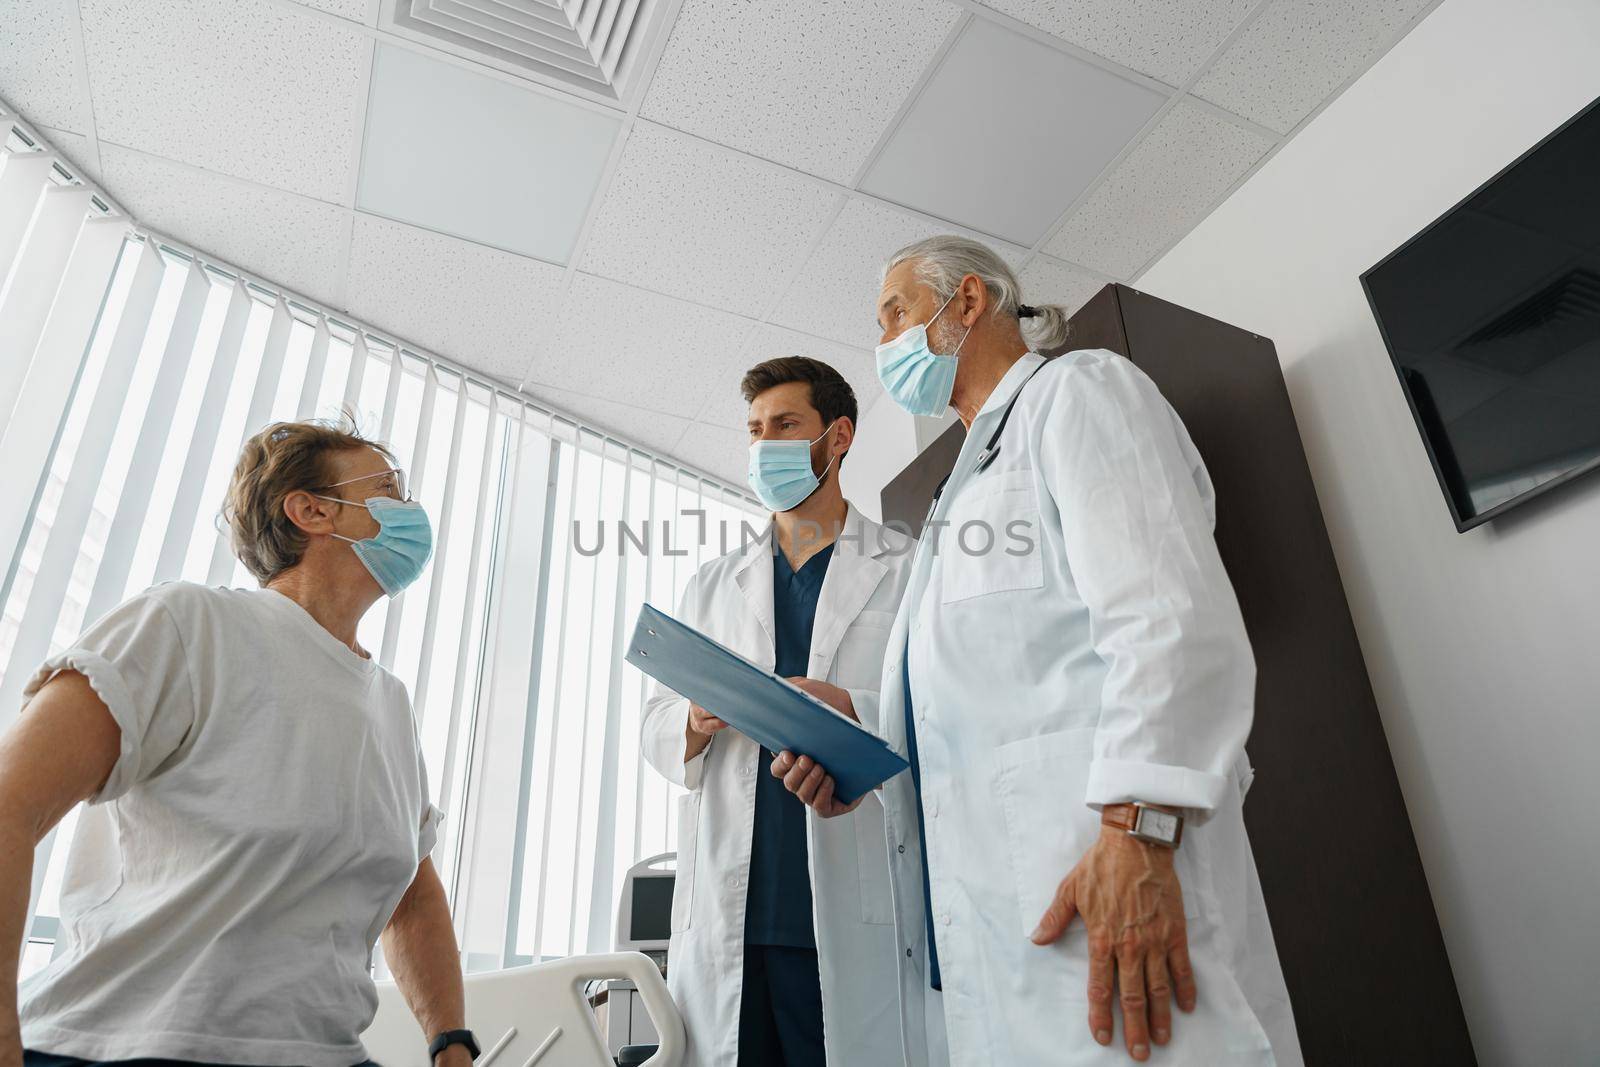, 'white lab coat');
640,505,916,1067
878,350,1303,1066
